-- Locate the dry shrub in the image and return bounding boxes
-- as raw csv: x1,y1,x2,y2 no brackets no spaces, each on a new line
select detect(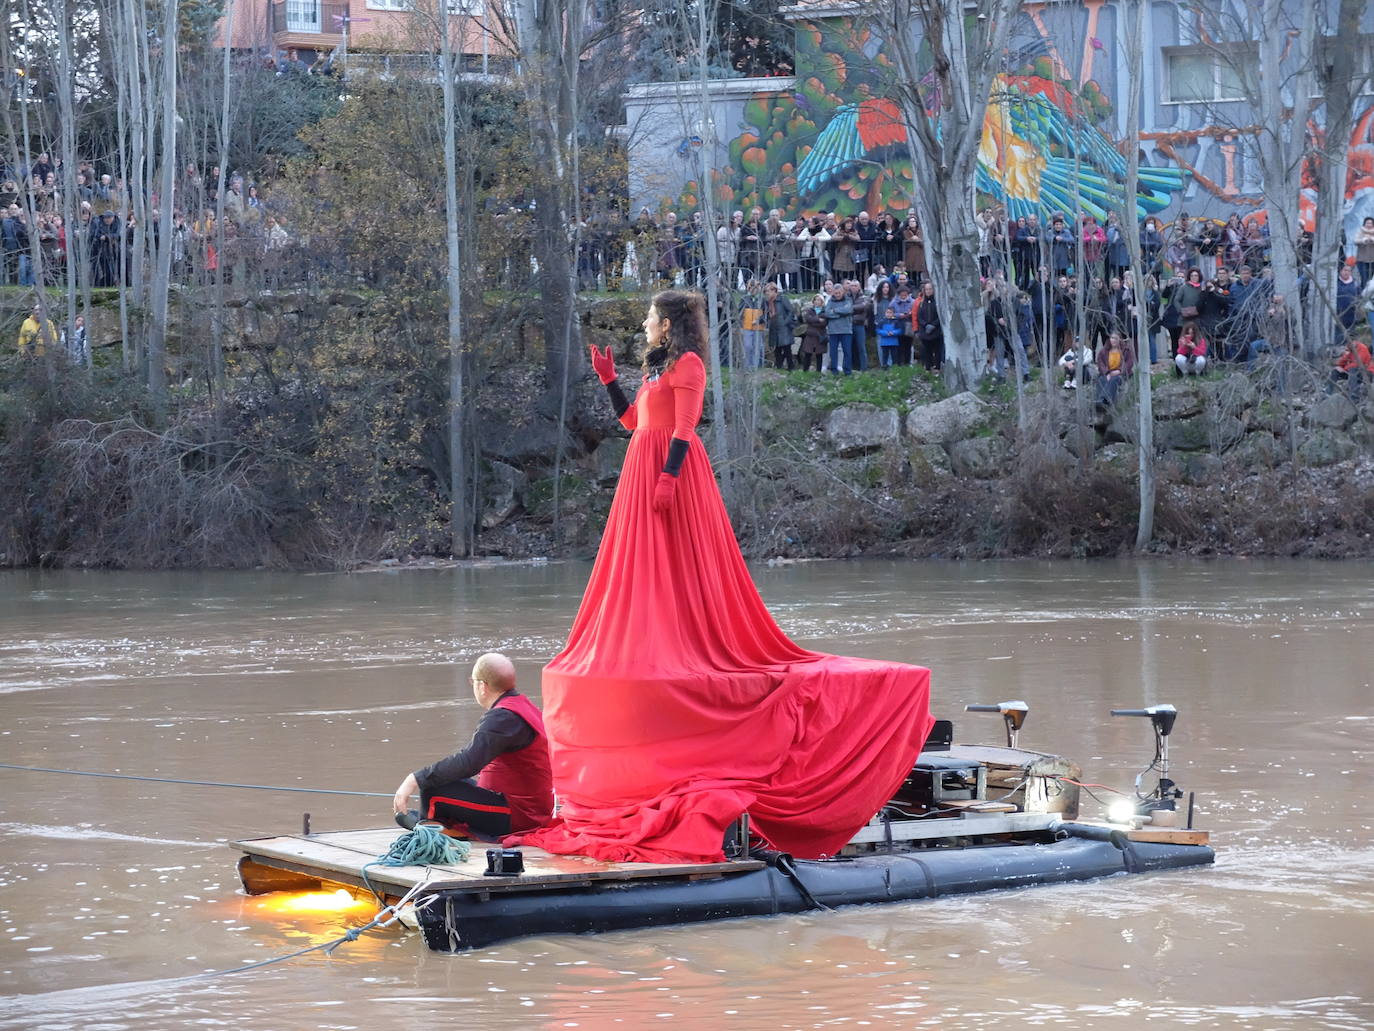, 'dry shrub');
35,417,287,569
997,455,1144,557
